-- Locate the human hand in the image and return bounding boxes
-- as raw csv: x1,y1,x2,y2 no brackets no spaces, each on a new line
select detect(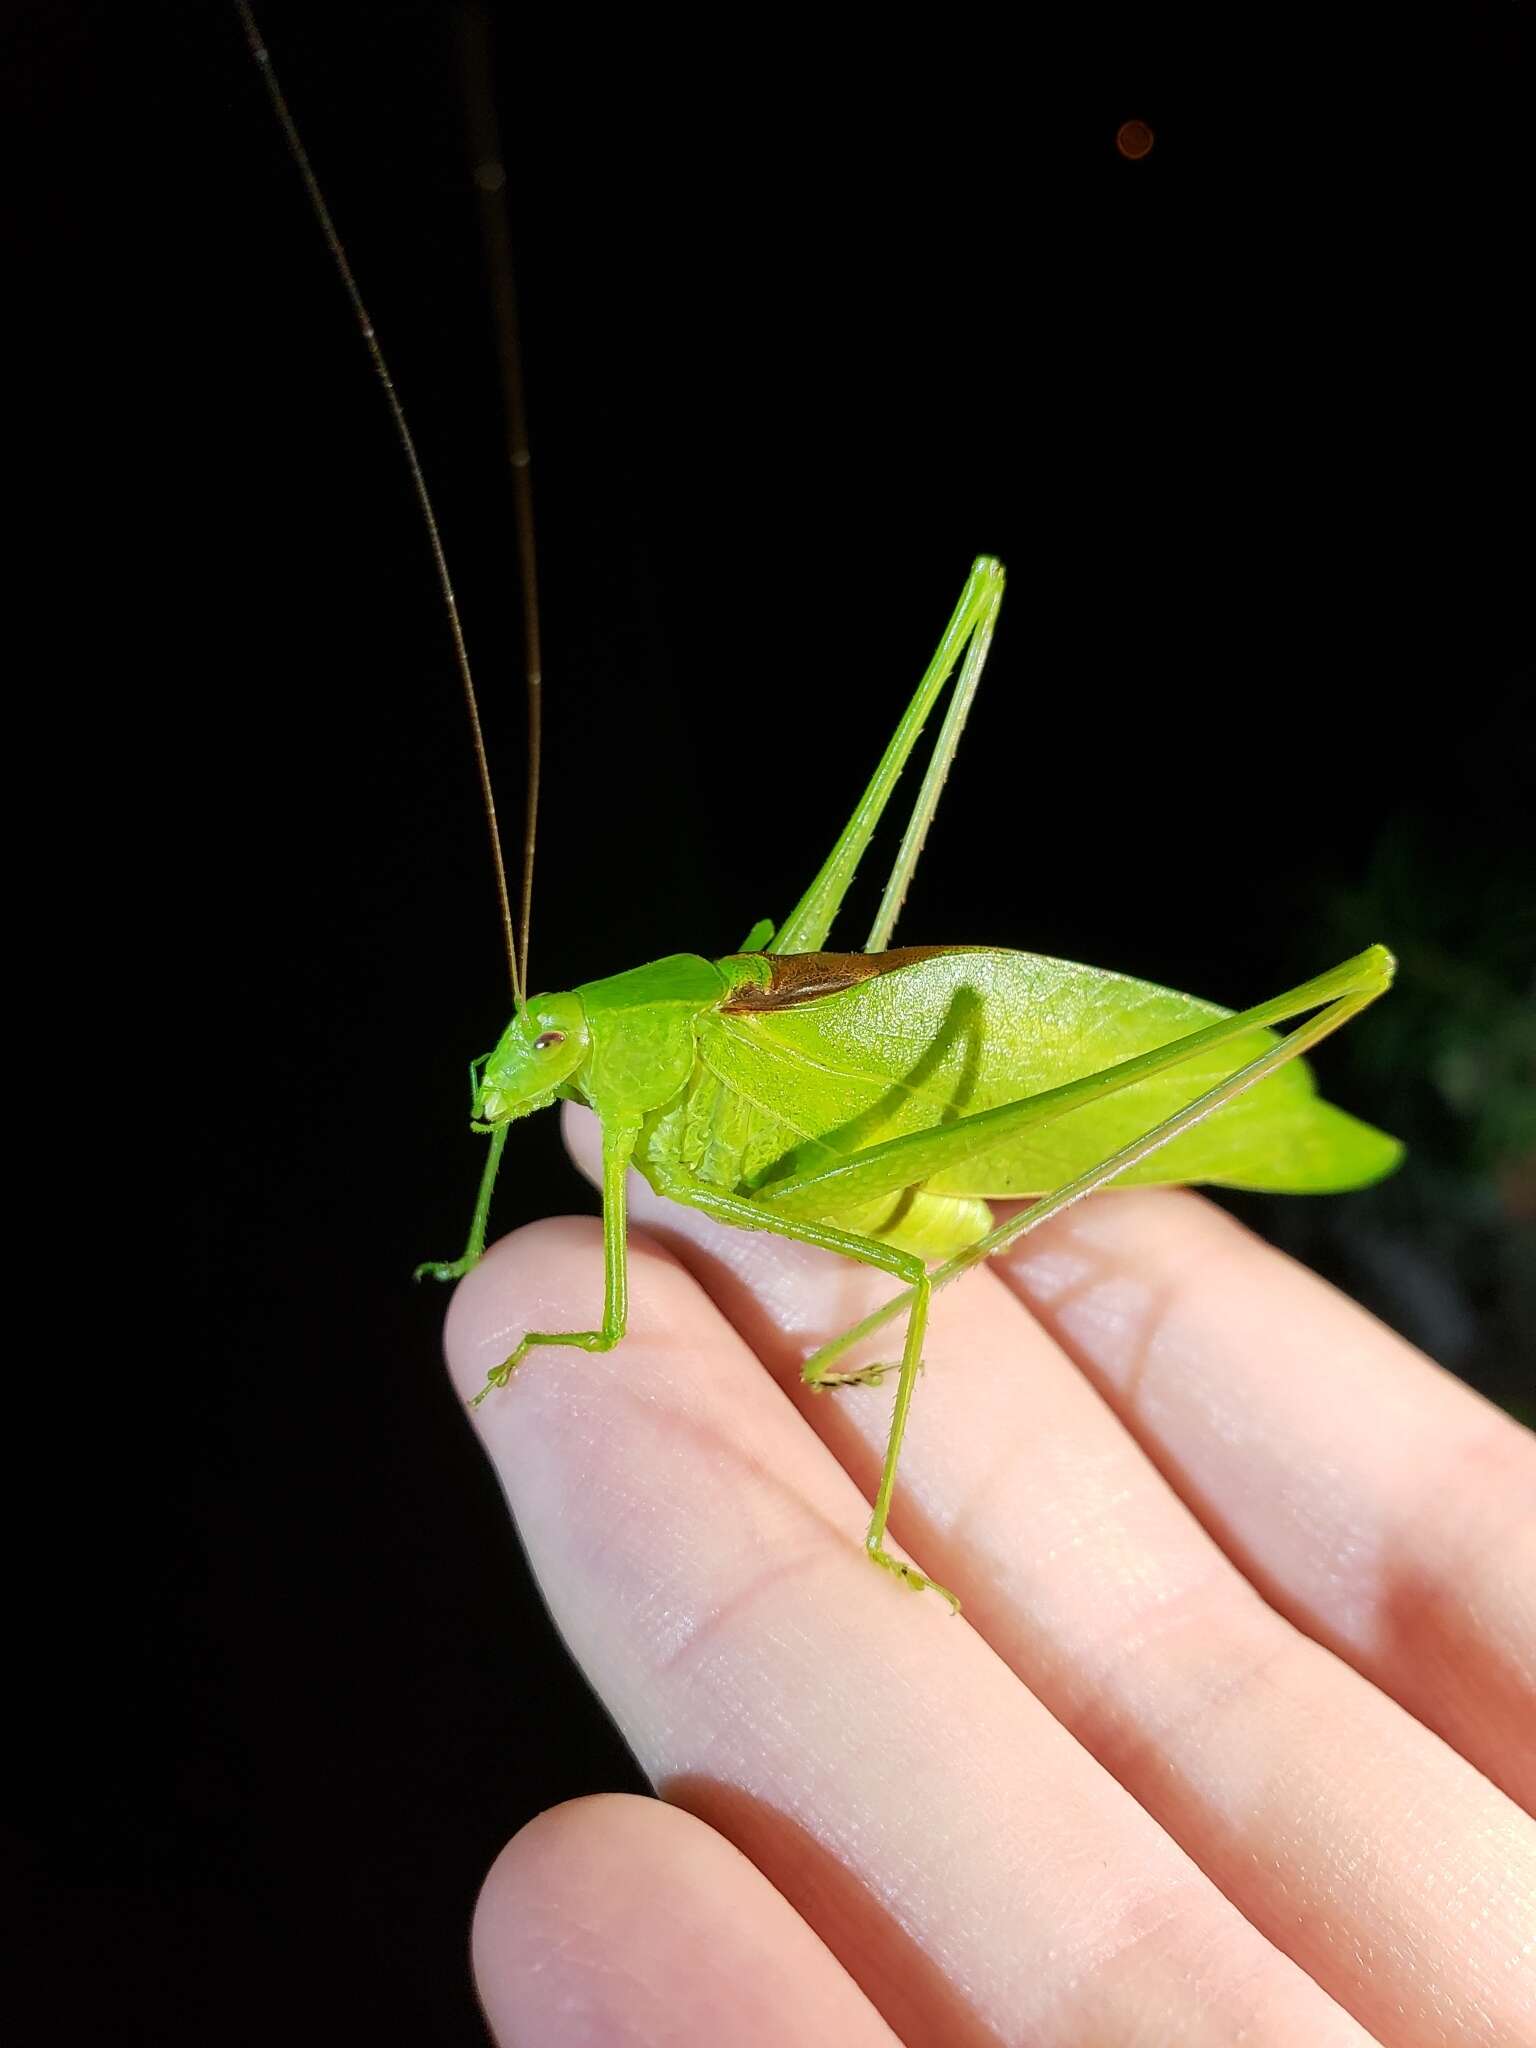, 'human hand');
446,1104,1534,2047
